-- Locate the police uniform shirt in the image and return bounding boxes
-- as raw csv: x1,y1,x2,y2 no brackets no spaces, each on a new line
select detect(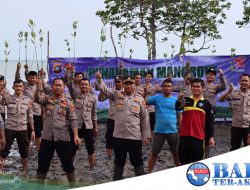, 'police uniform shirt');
226,89,250,128
98,88,123,120
173,83,192,97
140,83,156,113
134,85,144,96
5,94,33,131
204,75,227,106
73,93,97,129
23,82,42,116
98,79,151,140
37,96,78,141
